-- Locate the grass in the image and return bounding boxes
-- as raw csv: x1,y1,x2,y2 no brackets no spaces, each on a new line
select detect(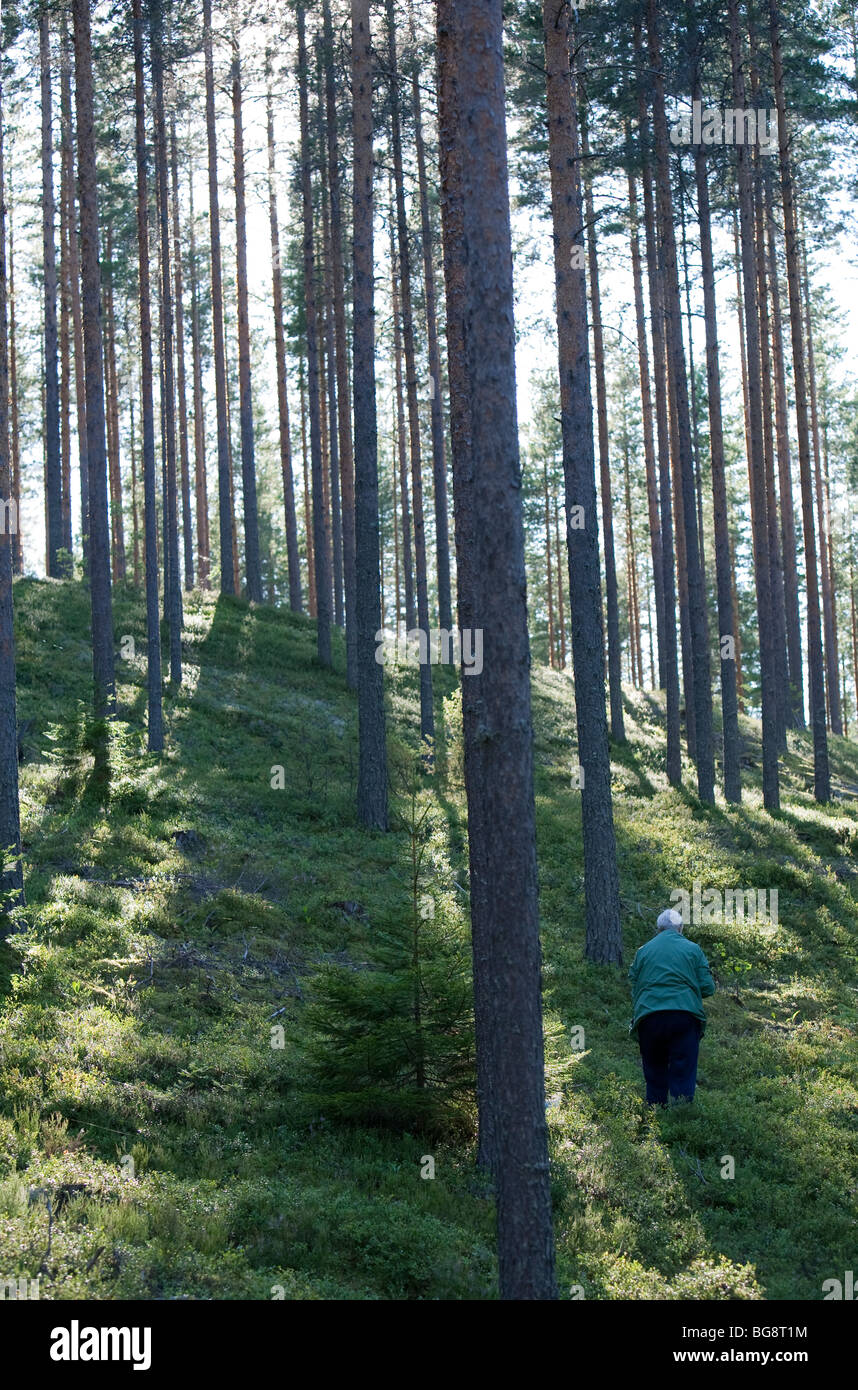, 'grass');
0,576,855,1299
